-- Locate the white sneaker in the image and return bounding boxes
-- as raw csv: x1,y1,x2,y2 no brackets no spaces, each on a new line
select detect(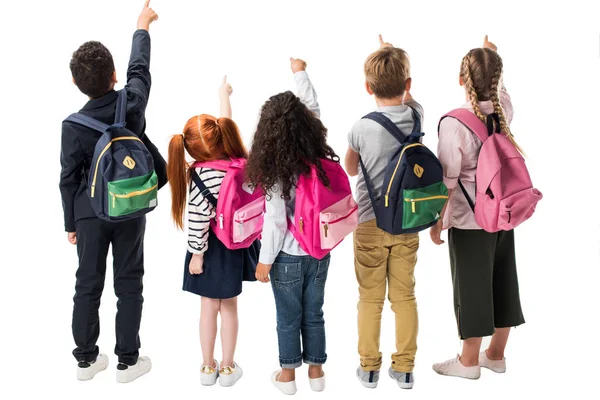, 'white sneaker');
116,356,152,383
219,362,243,387
479,351,506,373
432,355,481,380
77,353,108,381
309,372,326,392
271,370,297,395
200,360,219,386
